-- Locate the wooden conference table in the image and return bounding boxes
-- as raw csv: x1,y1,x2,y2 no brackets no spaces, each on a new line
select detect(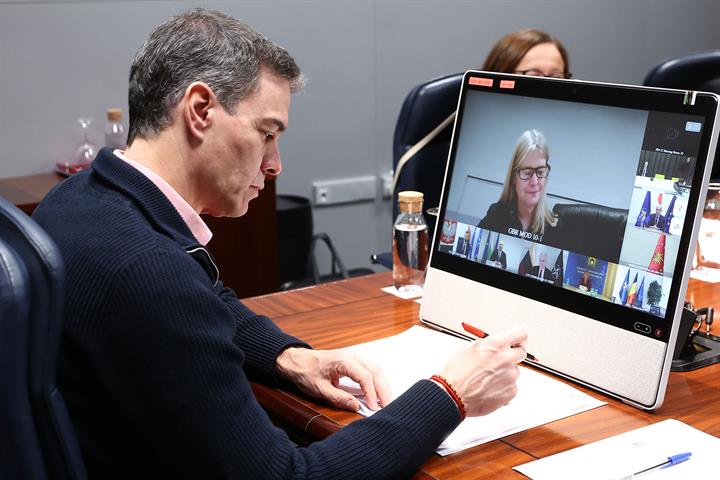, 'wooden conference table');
244,272,720,480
